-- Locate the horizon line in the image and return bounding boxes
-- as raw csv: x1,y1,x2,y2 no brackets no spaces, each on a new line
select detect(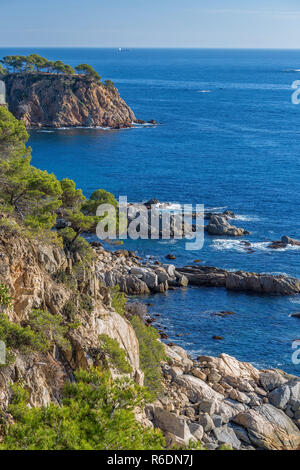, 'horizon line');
1,46,300,50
